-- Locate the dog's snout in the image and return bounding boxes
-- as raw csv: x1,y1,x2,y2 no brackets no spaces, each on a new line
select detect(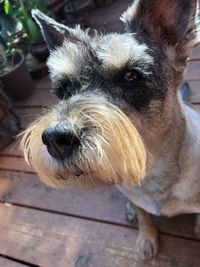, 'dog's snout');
42,123,80,160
